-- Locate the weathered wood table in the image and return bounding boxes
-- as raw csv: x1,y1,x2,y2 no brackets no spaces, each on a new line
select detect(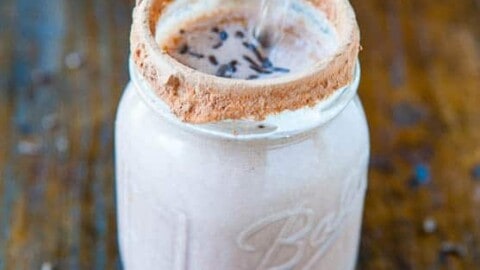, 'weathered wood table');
0,0,479,269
